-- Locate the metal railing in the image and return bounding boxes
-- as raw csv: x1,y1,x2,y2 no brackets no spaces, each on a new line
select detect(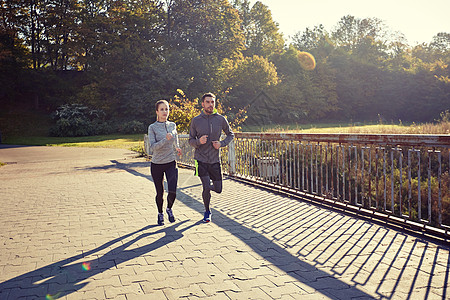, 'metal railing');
146,133,450,237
